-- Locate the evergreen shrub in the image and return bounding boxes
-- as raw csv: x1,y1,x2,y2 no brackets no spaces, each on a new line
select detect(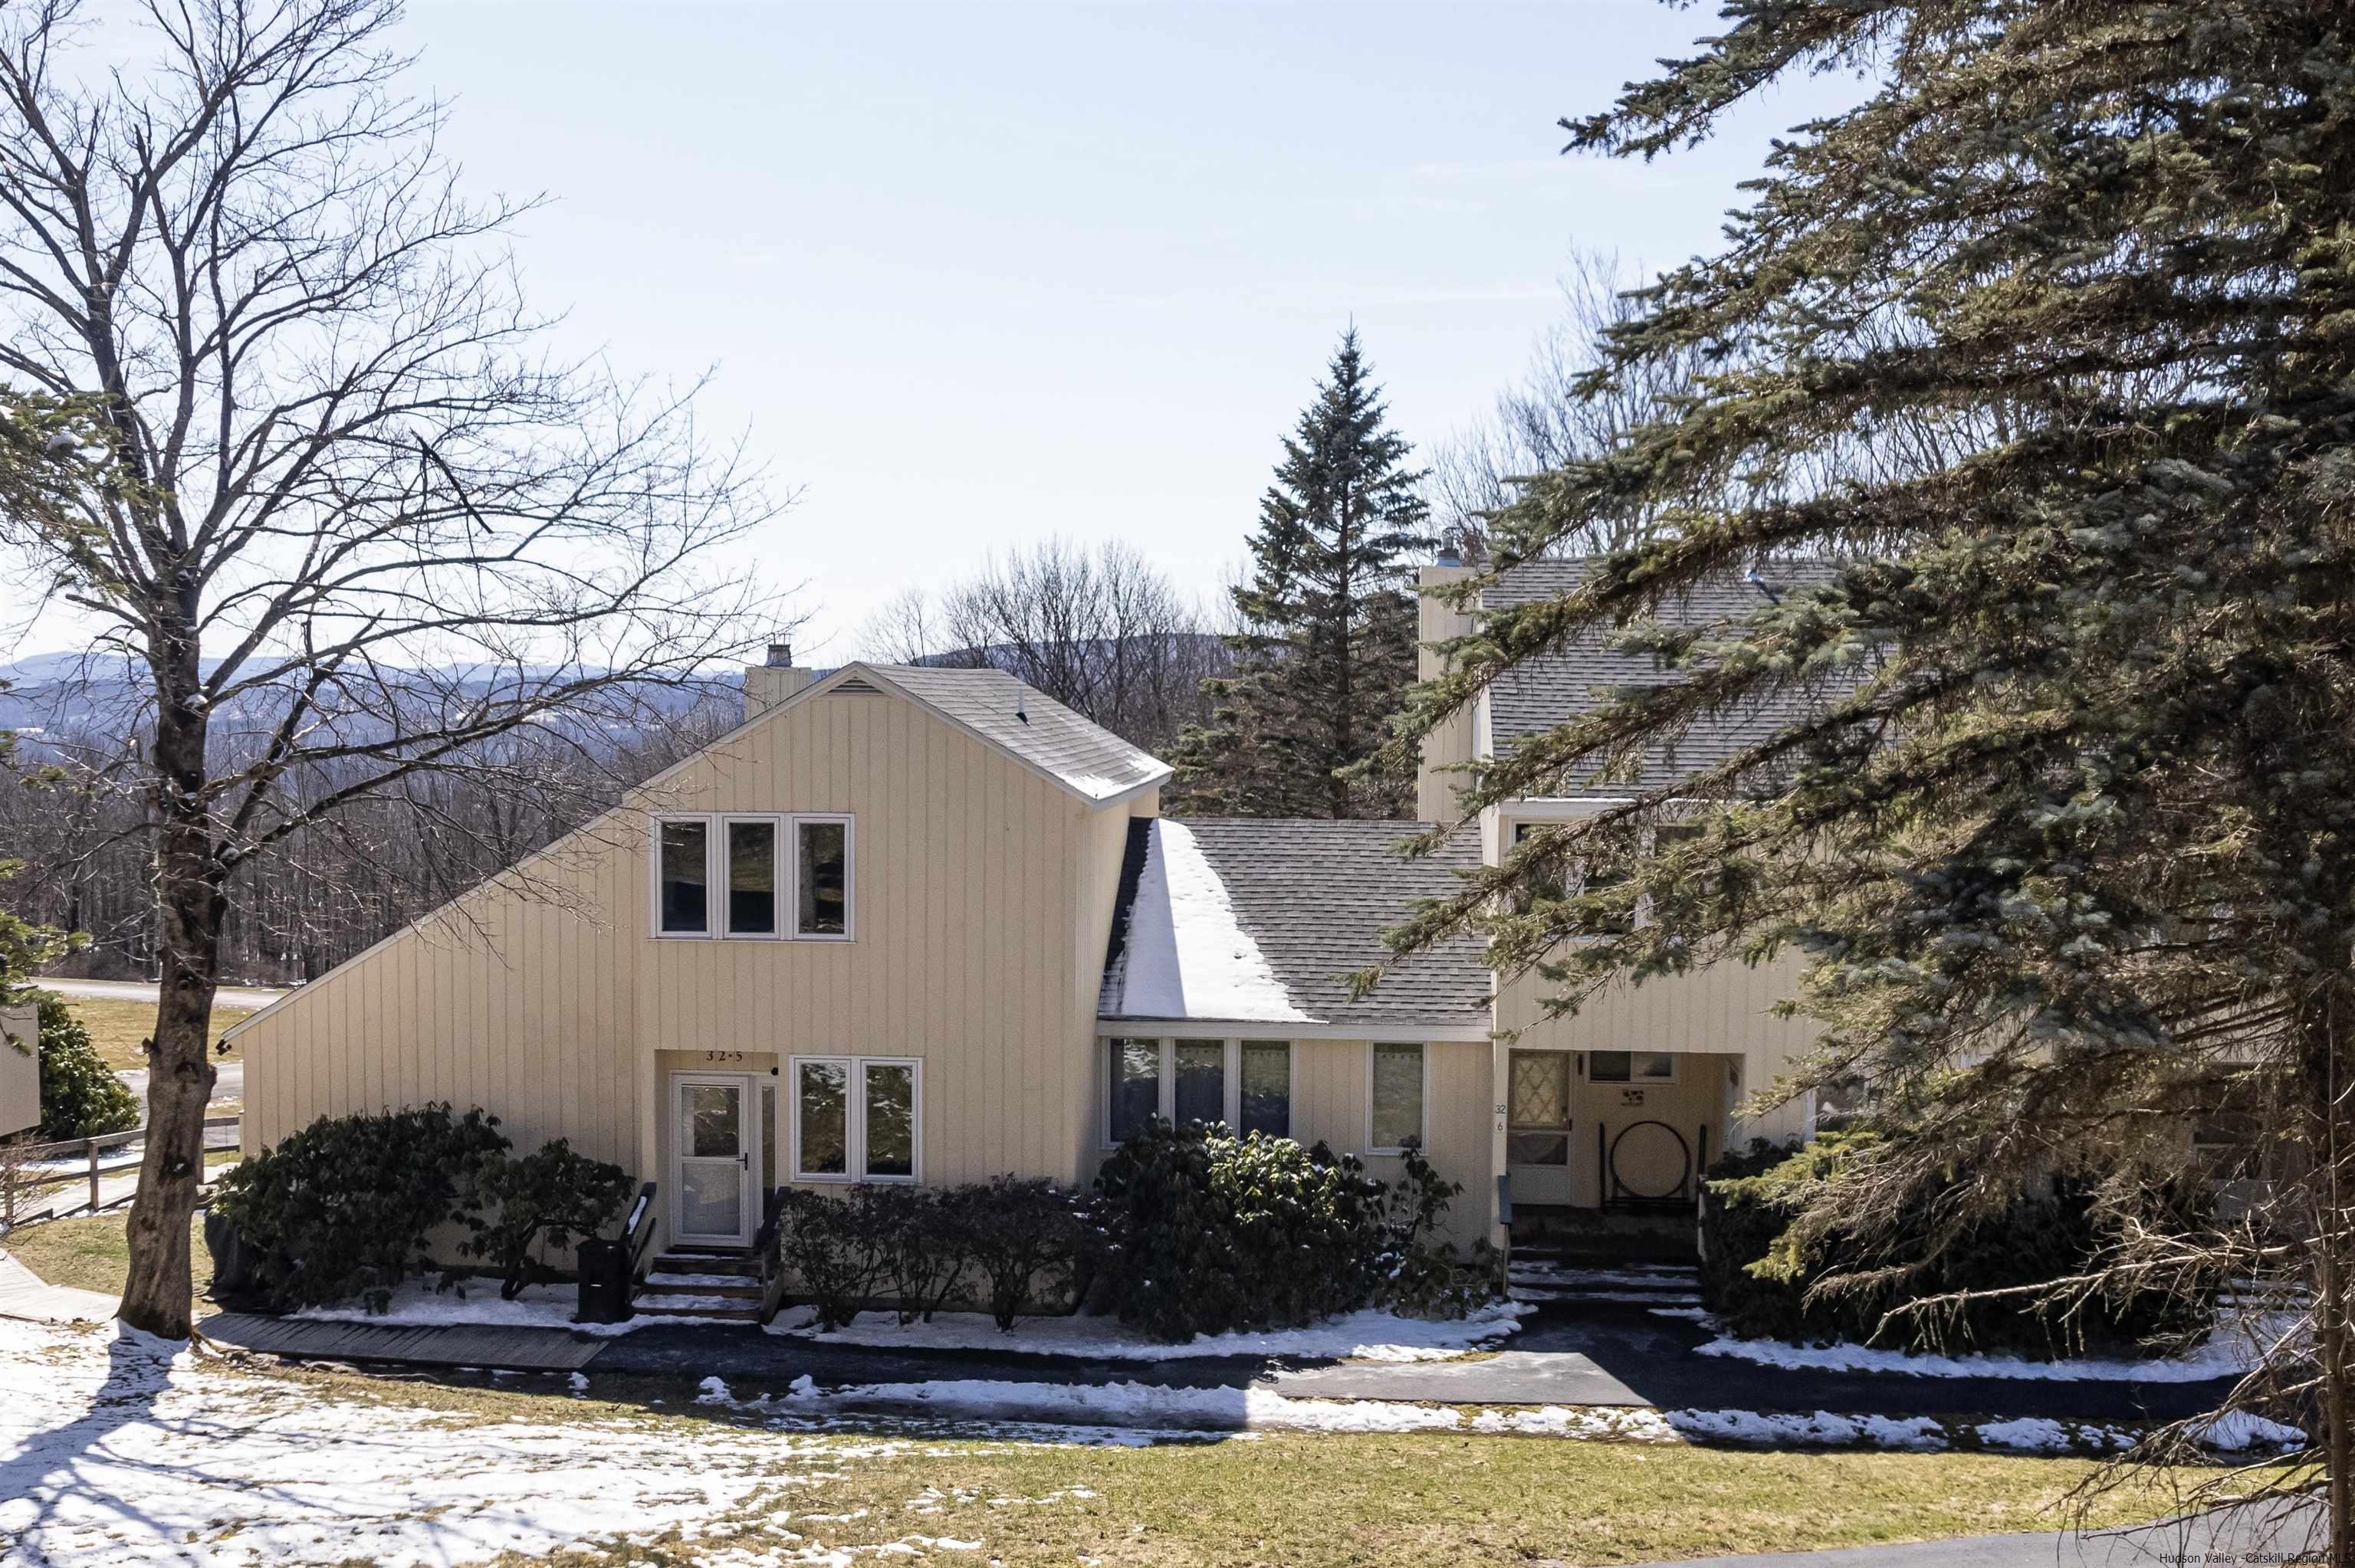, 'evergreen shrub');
33,996,140,1140
1090,1119,1499,1340
1699,1134,2211,1359
211,1104,632,1312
